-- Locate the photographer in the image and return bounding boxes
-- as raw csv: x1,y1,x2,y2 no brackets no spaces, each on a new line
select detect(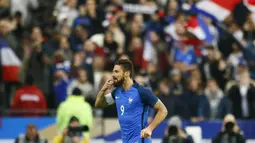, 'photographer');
56,87,93,138
15,124,47,143
162,116,194,143
53,116,89,143
212,114,246,143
